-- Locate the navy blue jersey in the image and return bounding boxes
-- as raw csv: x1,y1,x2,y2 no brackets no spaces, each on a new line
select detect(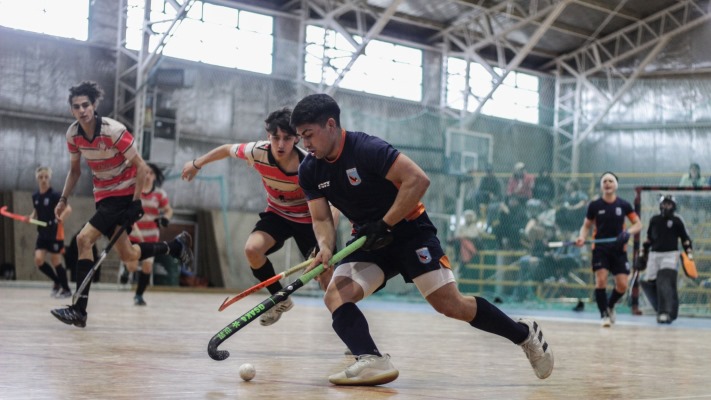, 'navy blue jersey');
299,130,419,226
32,188,60,238
646,215,692,252
585,196,637,248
